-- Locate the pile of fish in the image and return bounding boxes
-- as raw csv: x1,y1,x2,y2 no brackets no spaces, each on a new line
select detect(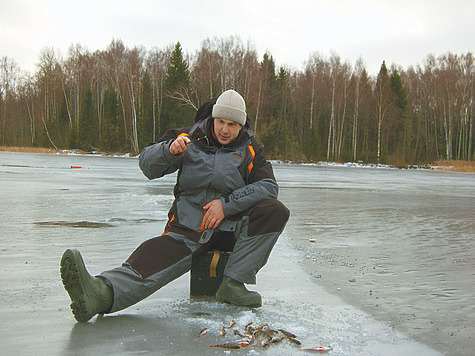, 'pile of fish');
197,320,332,352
